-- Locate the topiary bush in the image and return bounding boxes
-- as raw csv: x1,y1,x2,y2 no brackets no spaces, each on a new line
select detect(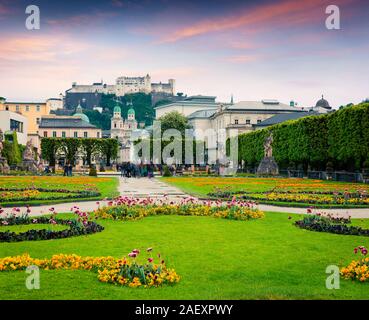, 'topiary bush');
162,165,172,177
89,166,97,176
